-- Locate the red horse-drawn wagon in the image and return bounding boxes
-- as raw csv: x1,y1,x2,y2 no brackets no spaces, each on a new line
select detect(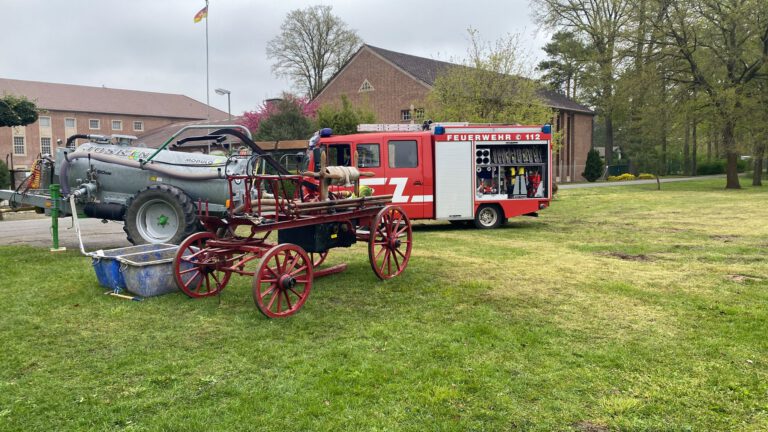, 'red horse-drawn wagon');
172,154,412,318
